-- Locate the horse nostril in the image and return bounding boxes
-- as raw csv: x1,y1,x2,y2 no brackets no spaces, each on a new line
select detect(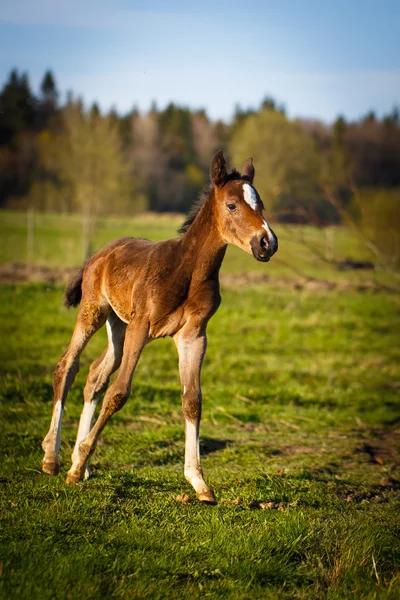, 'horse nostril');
260,235,269,249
